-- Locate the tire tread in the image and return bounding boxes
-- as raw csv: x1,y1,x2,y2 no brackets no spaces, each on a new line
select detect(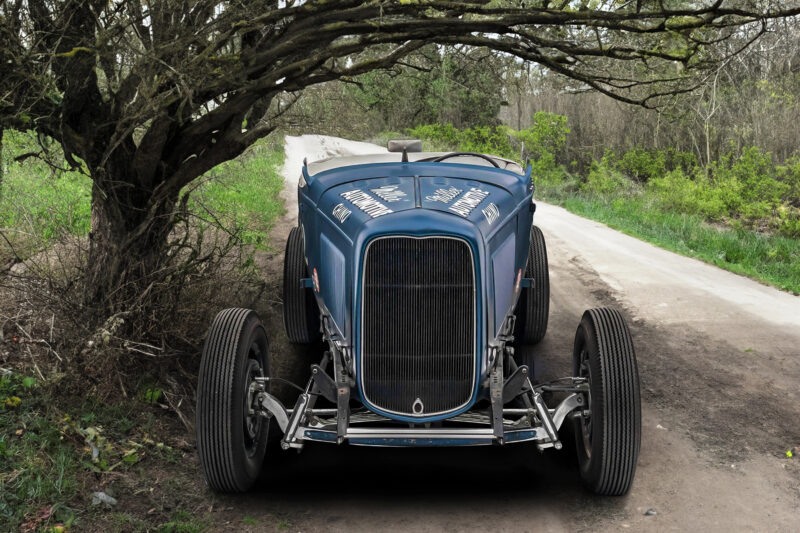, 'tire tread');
283,227,321,344
515,225,550,344
577,307,641,496
197,308,265,493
